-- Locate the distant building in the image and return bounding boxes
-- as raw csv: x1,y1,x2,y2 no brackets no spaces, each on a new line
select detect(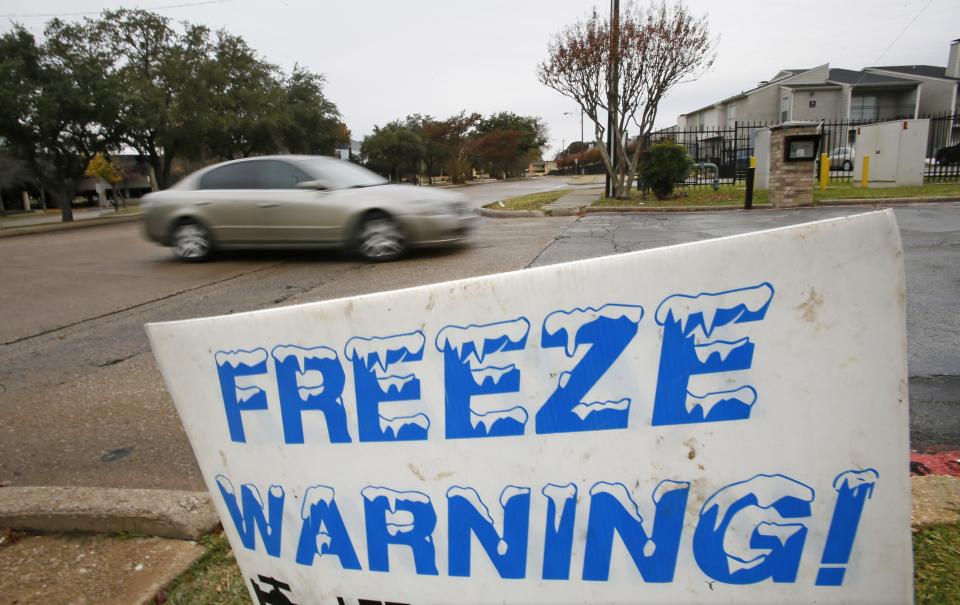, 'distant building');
75,154,155,201
673,40,960,131
336,139,362,161
865,39,960,117
529,159,558,175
